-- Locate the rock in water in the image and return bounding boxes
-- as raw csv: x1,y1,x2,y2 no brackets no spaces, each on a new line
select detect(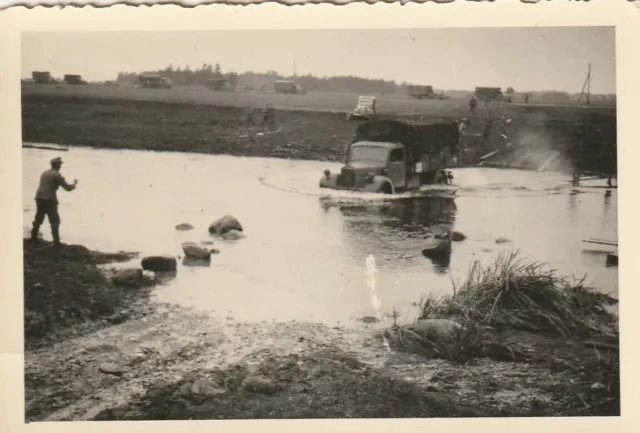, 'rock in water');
181,242,211,260
175,223,195,231
111,268,143,287
451,231,467,242
222,229,246,241
141,256,177,272
422,237,451,260
208,215,243,236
